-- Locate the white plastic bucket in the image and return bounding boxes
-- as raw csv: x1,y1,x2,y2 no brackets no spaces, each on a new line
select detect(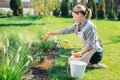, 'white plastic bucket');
70,61,87,78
